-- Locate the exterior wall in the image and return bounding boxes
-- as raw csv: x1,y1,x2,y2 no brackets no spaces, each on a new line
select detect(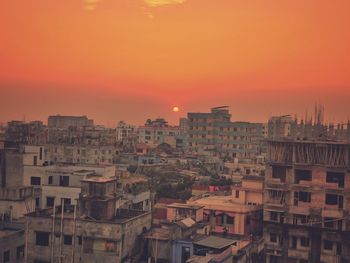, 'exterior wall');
45,144,117,165
264,141,350,263
48,115,93,128
138,126,180,148
41,185,81,207
187,108,264,161
0,225,25,263
25,211,151,263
